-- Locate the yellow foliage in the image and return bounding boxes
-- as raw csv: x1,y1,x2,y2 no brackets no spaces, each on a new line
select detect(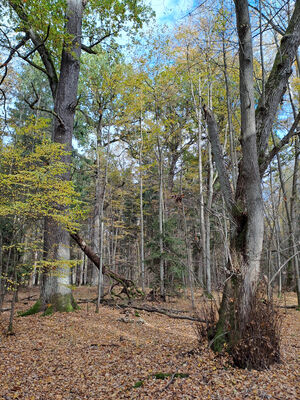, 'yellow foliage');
0,117,84,231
